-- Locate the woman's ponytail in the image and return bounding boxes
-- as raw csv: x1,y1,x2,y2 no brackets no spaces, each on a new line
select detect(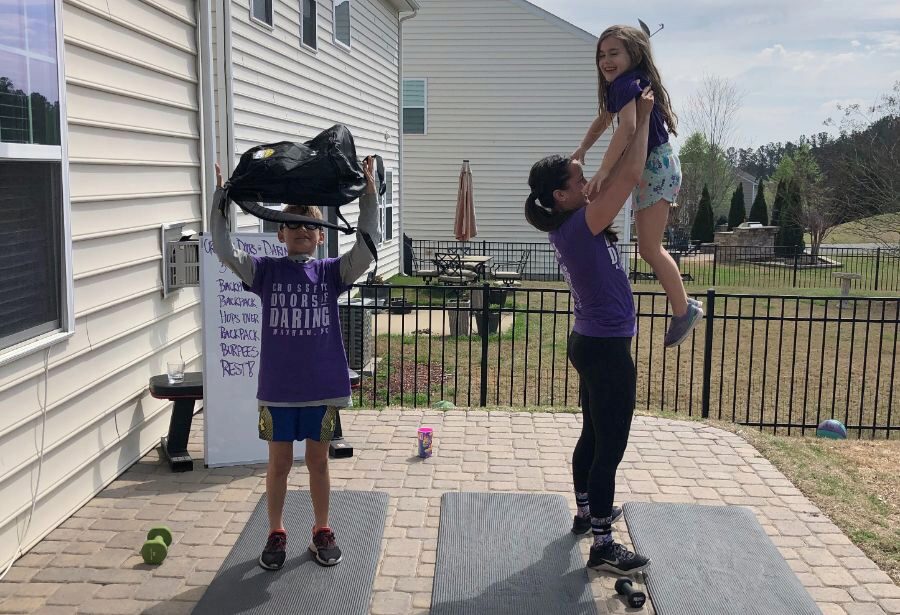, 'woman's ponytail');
524,156,574,233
